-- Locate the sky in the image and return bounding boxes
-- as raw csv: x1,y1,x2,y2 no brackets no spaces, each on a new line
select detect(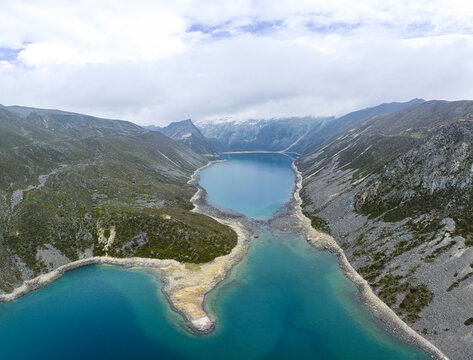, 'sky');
1,0,473,126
